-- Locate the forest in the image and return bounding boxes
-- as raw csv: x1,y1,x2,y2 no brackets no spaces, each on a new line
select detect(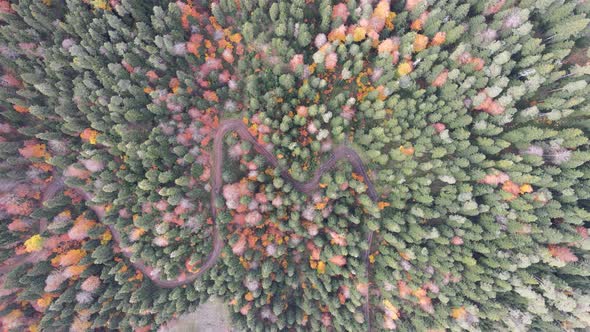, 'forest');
0,0,589,331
